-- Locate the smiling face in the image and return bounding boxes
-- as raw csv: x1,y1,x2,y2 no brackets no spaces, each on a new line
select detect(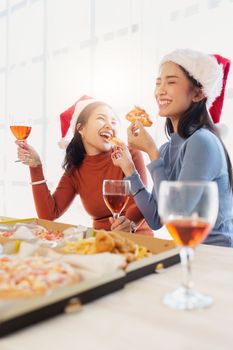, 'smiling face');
154,61,201,125
77,104,119,155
